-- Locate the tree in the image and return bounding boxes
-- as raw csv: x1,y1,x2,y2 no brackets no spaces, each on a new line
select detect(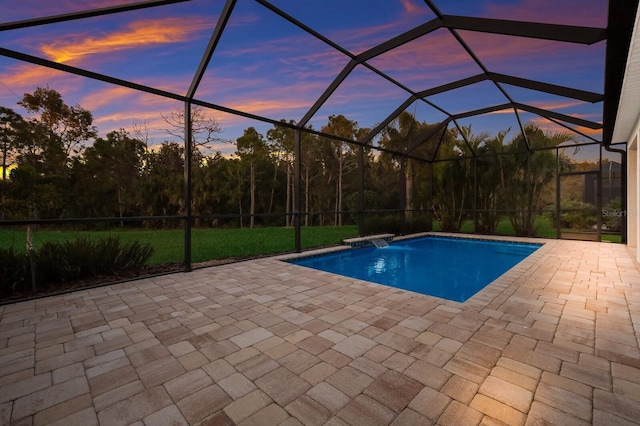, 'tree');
320,115,359,226
11,119,69,220
162,104,227,155
193,152,238,225
379,112,444,222
436,126,487,232
18,86,96,165
475,128,510,233
0,107,25,219
300,130,322,226
266,121,295,226
7,87,97,220
76,130,146,220
502,124,572,236
139,142,185,223
236,127,270,228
